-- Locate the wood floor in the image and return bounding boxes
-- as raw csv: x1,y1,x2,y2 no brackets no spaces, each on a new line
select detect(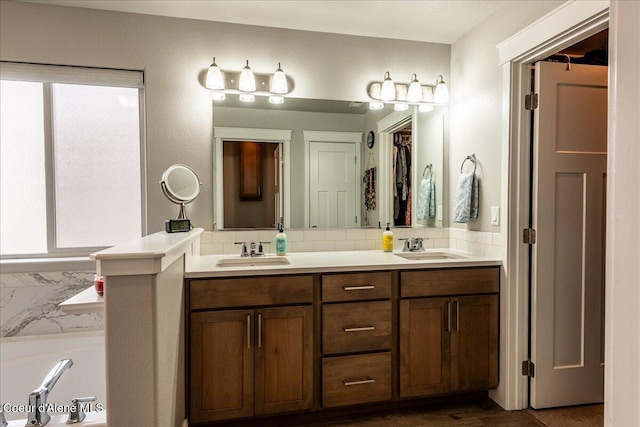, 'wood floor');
287,399,604,427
